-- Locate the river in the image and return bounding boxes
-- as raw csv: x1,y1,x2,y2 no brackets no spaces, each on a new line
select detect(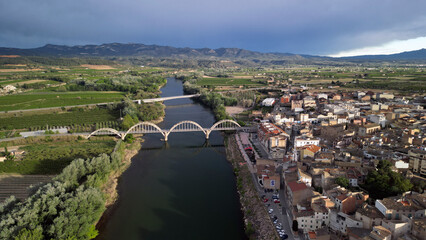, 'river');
100,78,246,239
